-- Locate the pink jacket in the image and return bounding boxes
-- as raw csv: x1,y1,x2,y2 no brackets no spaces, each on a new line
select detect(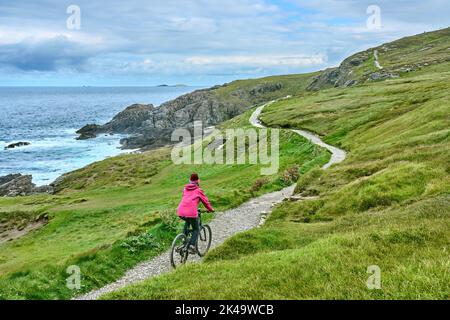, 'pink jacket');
177,183,214,218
